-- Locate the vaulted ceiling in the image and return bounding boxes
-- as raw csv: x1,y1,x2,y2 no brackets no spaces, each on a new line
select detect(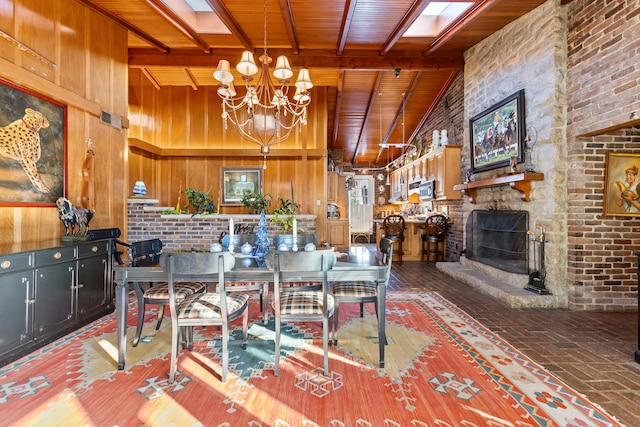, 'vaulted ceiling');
83,0,557,168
